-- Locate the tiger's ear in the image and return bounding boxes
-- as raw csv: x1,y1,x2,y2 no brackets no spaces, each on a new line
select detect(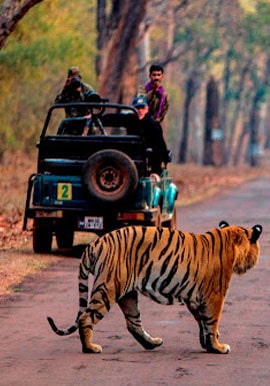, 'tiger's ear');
250,224,263,243
219,221,230,229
